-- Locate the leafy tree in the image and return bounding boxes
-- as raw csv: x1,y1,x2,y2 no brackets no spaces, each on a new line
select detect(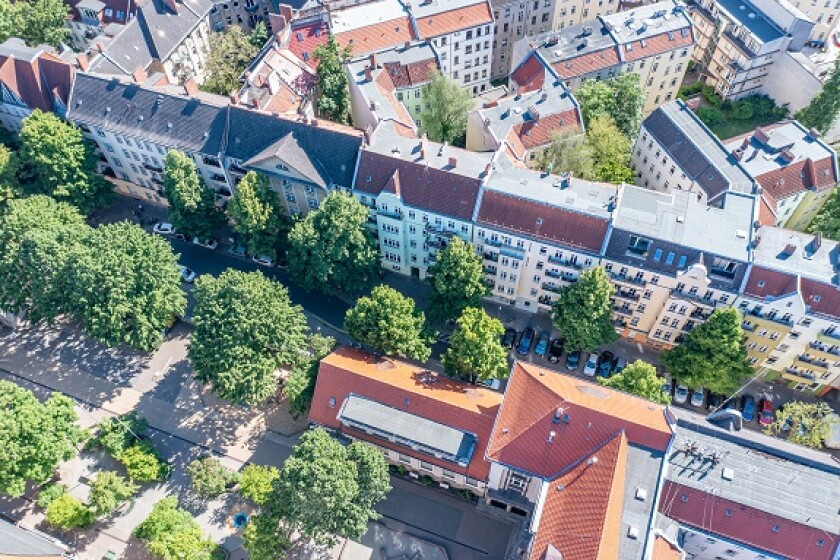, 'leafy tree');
540,129,595,178
551,266,617,352
89,412,149,458
187,457,237,499
238,464,280,506
242,512,290,560
118,441,169,483
37,483,67,509
287,191,379,296
190,270,308,405
575,74,644,137
419,70,473,145
808,187,840,240
88,471,137,517
269,428,390,545
0,381,83,497
442,307,508,383
796,58,840,134
17,111,110,214
586,116,634,183
427,237,488,322
0,0,69,48
250,21,269,47
345,285,431,361
313,36,352,123
0,195,87,323
46,493,94,530
598,360,669,404
162,150,222,238
696,106,724,127
283,334,336,416
661,308,753,395
766,401,837,449
202,26,259,95
0,143,18,206
227,171,286,259
134,497,217,560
